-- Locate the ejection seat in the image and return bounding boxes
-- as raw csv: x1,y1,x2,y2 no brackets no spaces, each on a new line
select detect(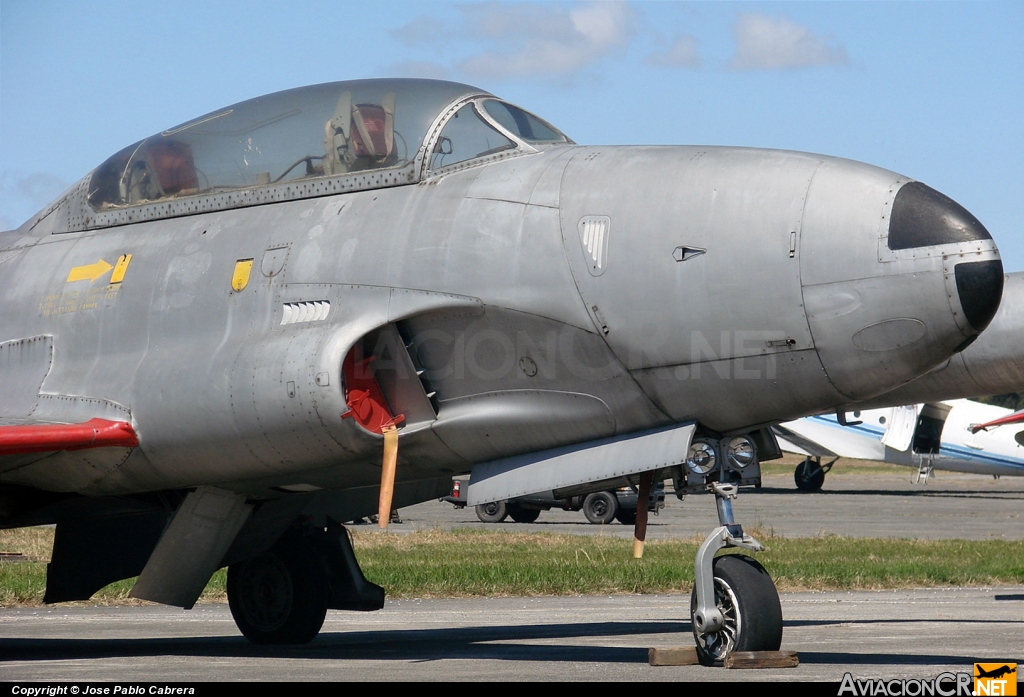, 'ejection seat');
323,91,397,175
